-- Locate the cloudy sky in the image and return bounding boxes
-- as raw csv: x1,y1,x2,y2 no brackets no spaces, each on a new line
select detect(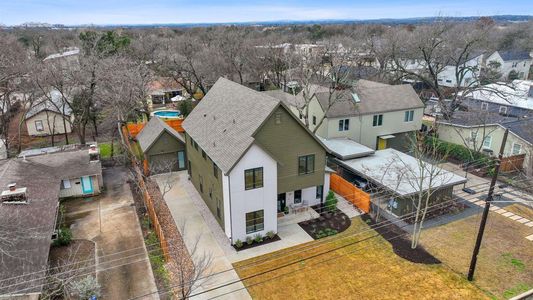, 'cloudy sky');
0,0,531,25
